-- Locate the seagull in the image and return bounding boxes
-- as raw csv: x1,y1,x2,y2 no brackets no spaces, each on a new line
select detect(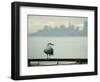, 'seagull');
44,43,54,59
